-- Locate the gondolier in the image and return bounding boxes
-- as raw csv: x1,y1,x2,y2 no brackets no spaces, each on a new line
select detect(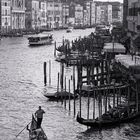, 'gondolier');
35,106,45,128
